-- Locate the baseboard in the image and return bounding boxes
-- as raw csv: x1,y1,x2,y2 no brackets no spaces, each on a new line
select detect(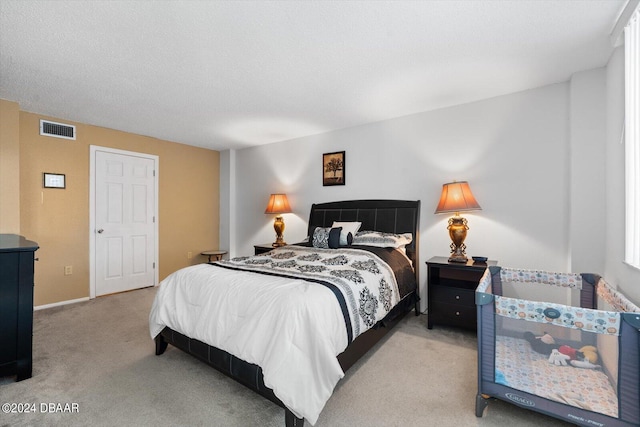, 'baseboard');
35,297,90,311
